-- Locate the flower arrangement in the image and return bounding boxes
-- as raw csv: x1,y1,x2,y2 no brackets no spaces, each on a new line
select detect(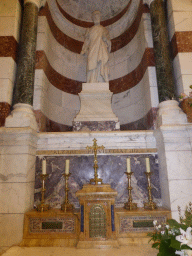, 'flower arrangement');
148,202,192,256
178,85,192,103
179,86,192,122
